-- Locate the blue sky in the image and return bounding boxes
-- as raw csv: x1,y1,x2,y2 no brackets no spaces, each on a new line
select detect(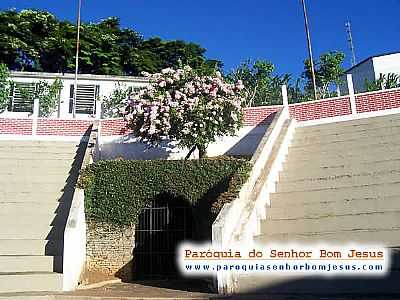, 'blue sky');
1,0,399,79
